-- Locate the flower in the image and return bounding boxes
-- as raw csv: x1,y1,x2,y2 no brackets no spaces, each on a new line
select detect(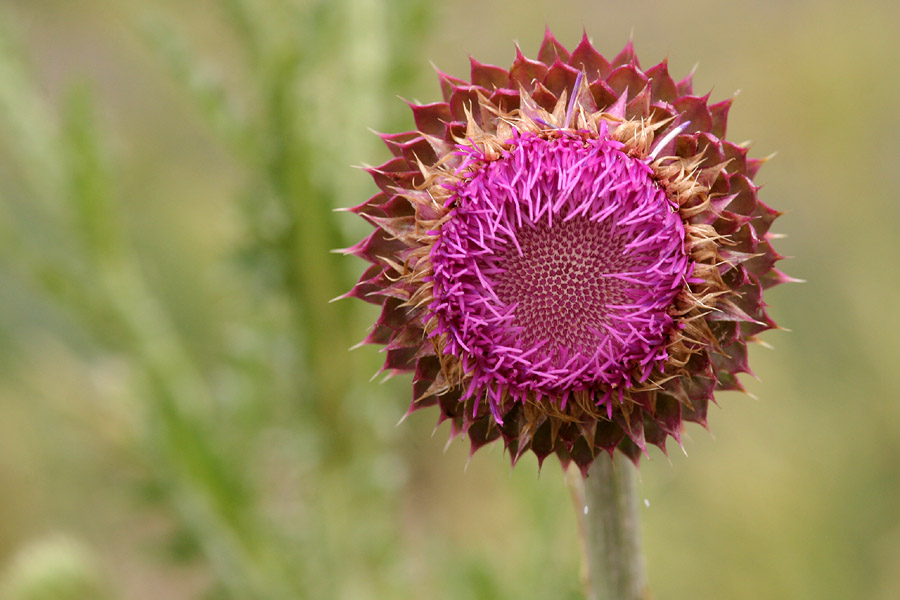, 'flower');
341,31,789,473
